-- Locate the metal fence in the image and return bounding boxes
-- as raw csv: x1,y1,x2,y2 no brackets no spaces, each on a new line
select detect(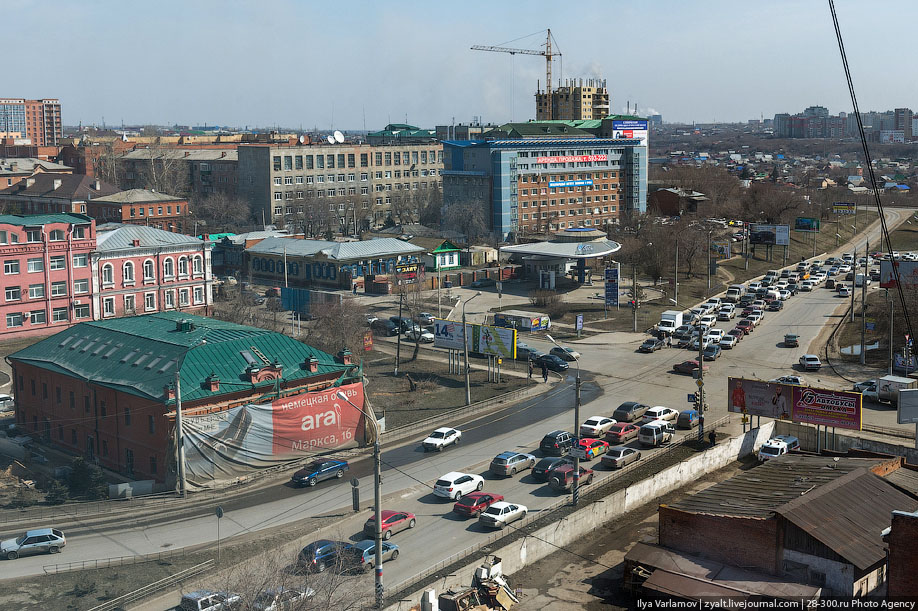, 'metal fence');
862,422,915,440
87,559,213,611
43,547,191,575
